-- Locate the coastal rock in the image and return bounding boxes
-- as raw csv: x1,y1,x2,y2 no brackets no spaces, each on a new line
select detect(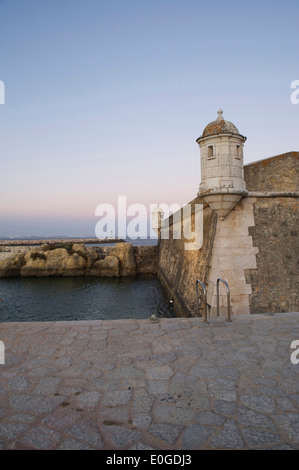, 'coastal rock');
72,243,86,253
21,248,70,277
63,252,87,276
109,243,137,276
0,253,25,277
89,255,119,277
0,242,156,278
85,248,98,269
